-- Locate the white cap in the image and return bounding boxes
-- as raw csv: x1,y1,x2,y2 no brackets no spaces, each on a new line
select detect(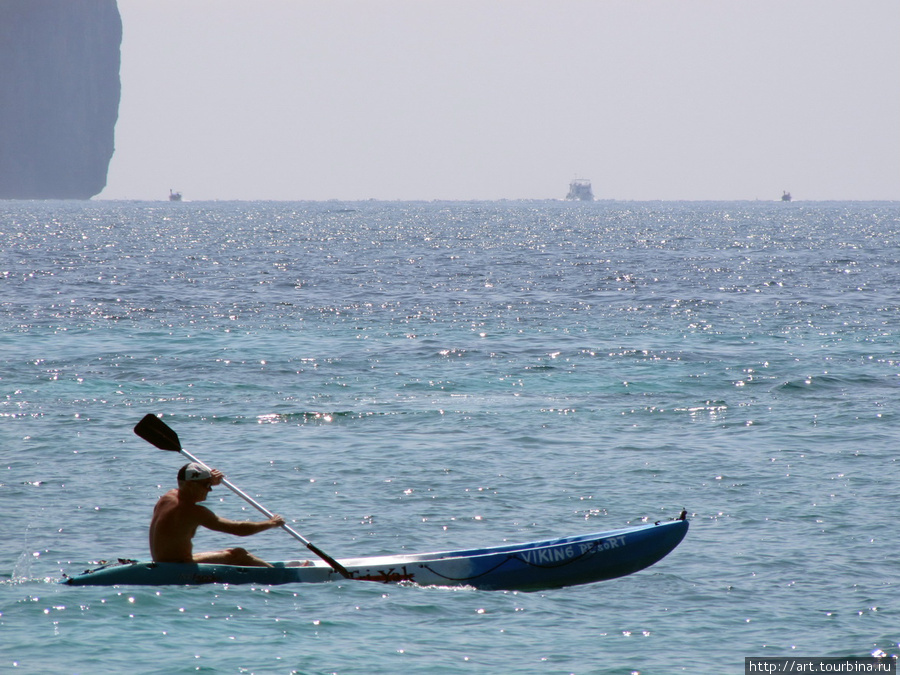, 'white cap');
179,462,211,482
